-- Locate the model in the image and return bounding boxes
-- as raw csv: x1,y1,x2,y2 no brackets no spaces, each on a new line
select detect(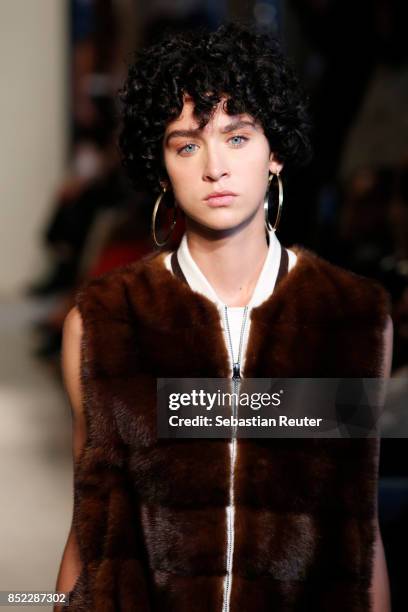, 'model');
56,22,393,612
